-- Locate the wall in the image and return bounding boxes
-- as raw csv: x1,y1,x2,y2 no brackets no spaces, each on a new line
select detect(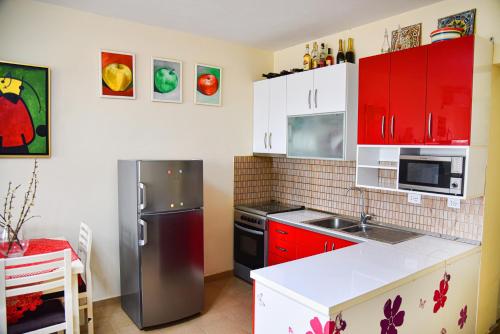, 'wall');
274,0,499,72
0,0,273,300
476,64,500,333
234,156,484,241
